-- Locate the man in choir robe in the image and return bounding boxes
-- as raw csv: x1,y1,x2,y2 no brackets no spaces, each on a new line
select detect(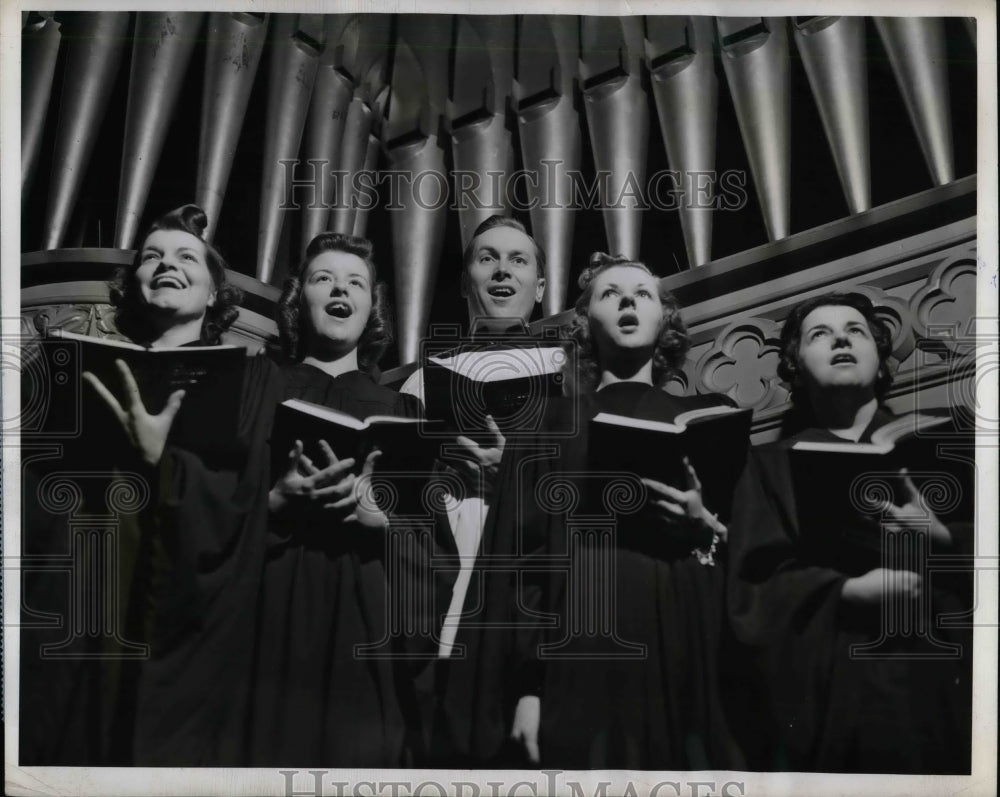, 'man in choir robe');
399,215,551,764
